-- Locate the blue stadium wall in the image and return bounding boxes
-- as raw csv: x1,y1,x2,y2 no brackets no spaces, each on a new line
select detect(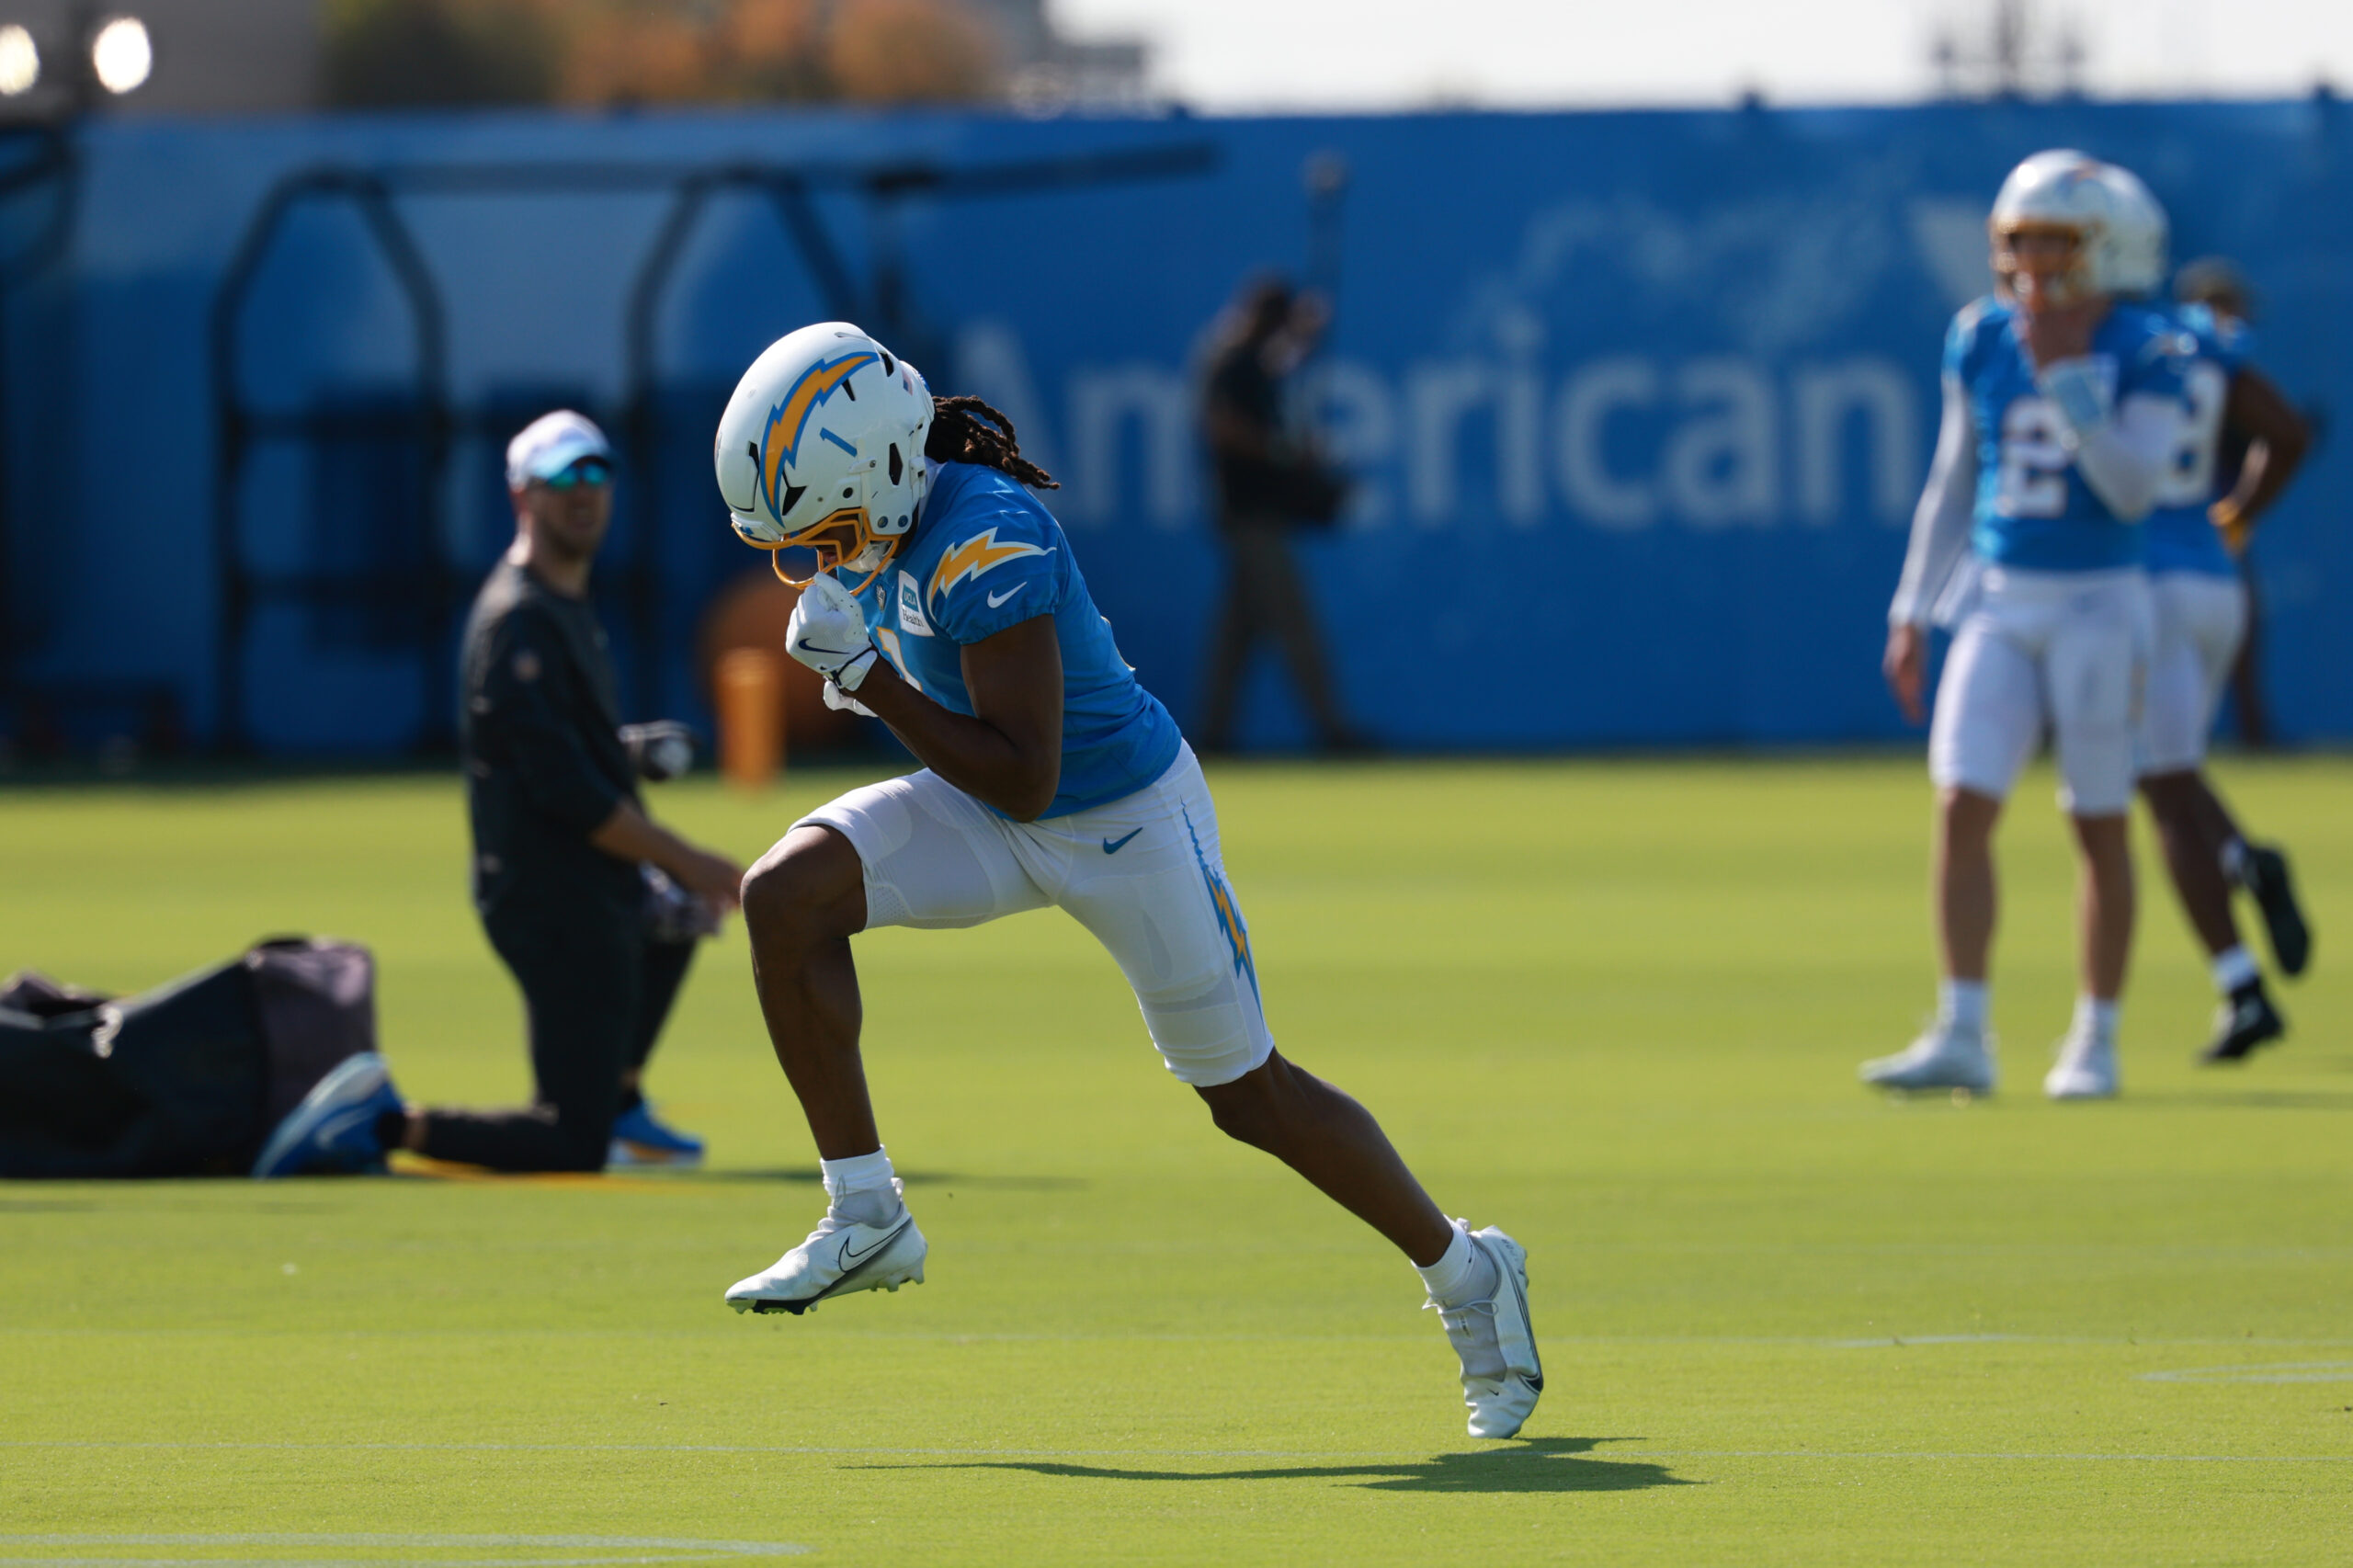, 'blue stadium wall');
2,99,2349,755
